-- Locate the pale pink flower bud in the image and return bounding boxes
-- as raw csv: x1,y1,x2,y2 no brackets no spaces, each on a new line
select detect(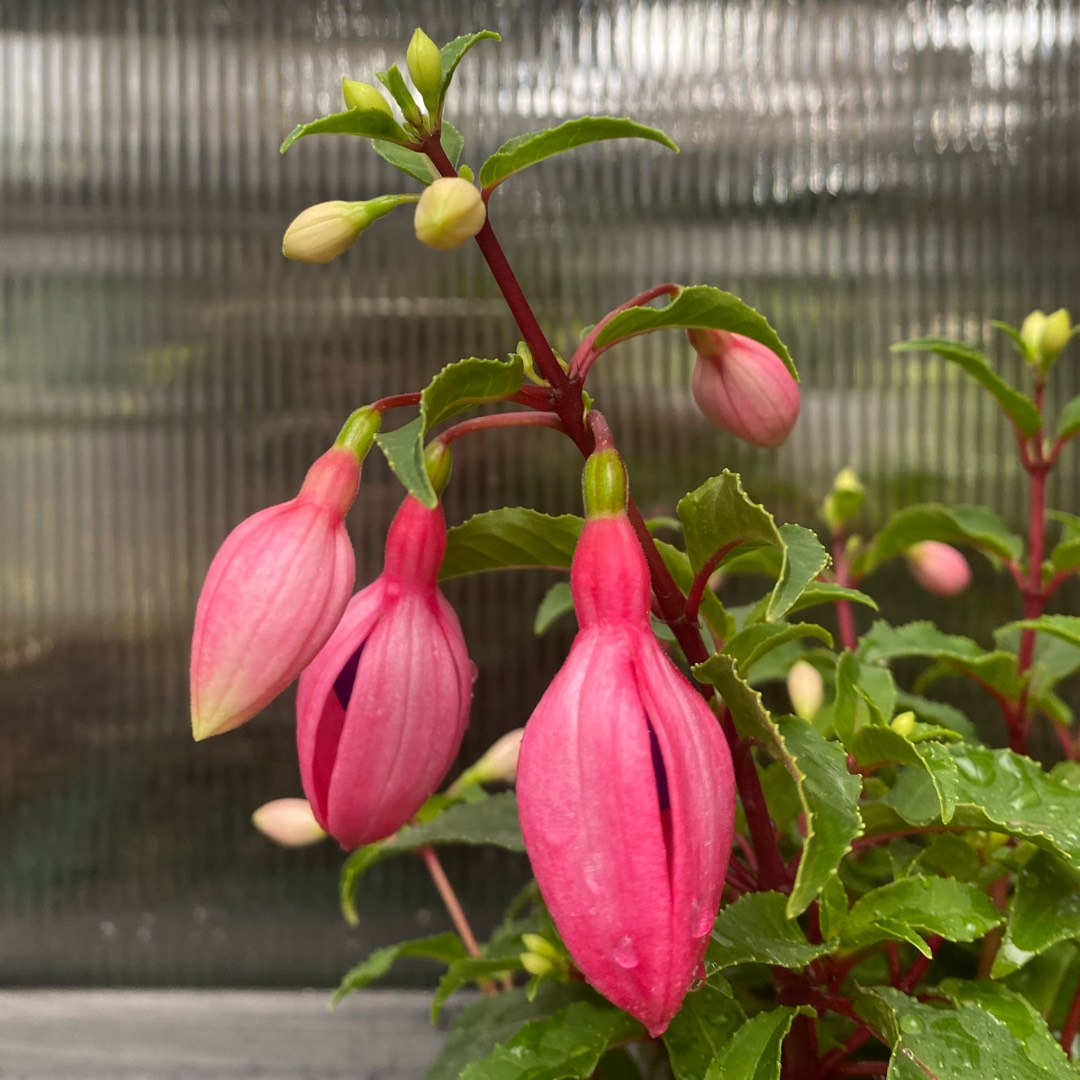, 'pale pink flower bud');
517,494,736,1037
905,541,972,597
449,728,524,794
787,659,824,722
688,328,800,448
252,798,326,847
190,447,362,741
296,497,475,849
